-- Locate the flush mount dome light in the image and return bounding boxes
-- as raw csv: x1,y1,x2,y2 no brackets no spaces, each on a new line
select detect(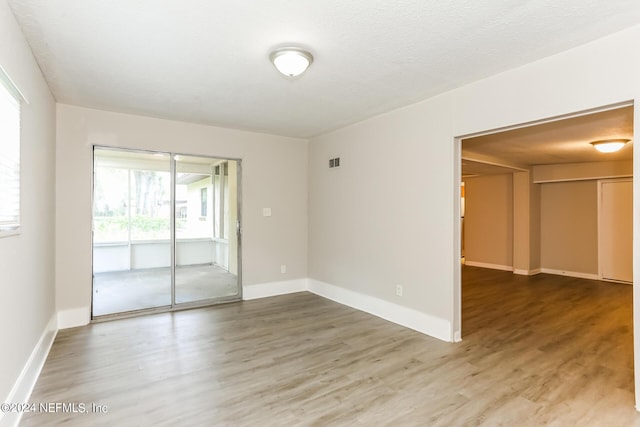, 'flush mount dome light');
590,139,630,153
270,47,313,77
